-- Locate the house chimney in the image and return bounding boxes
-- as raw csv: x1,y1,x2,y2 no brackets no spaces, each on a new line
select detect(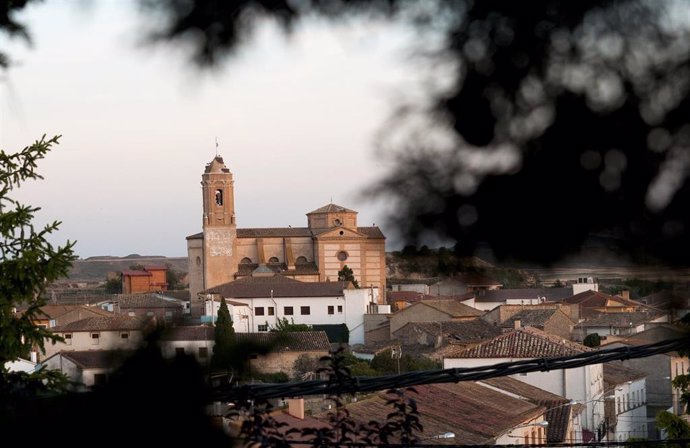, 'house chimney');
619,290,630,300
30,351,37,363
514,319,522,329
288,398,305,420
